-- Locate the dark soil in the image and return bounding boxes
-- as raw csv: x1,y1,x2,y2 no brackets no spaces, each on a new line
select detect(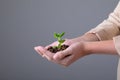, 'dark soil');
47,44,69,53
